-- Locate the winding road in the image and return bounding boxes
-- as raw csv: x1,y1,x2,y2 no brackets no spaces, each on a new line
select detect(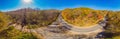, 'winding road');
50,14,106,34
13,14,106,39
